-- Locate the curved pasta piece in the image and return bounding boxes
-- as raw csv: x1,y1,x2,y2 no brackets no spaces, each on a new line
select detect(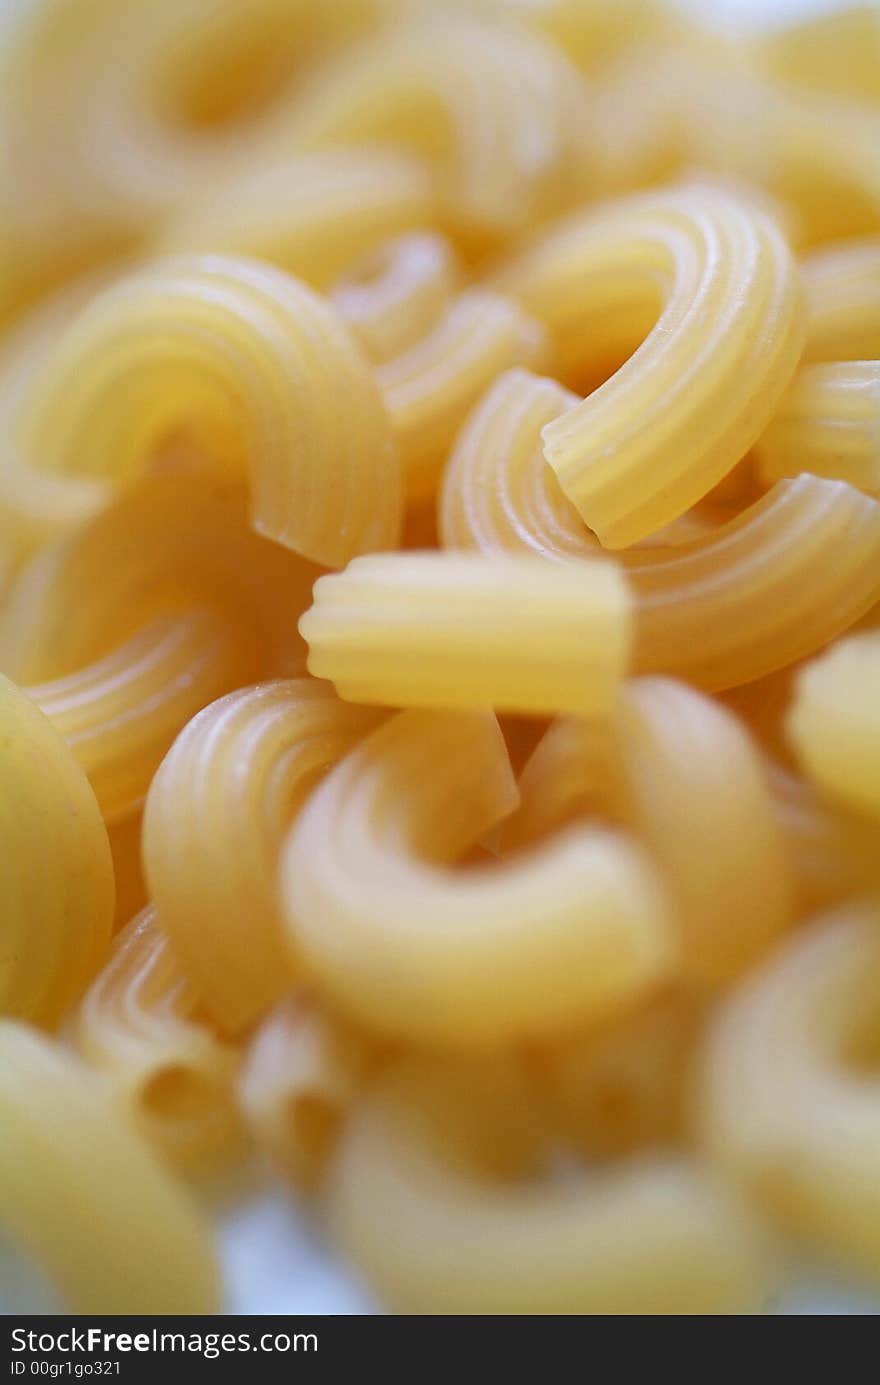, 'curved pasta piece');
107,811,148,931
699,903,880,1276
506,680,792,986
0,677,113,1027
0,1020,219,1313
764,762,880,915
329,1053,770,1313
0,472,317,684
240,997,385,1190
30,607,251,822
18,255,399,567
143,680,383,1033
441,375,880,689
803,237,880,361
786,631,880,819
611,679,793,987
332,232,458,364
281,709,674,1046
755,362,880,494
376,290,546,501
160,149,438,289
289,12,589,236
495,185,805,547
71,907,242,1171
301,551,632,716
